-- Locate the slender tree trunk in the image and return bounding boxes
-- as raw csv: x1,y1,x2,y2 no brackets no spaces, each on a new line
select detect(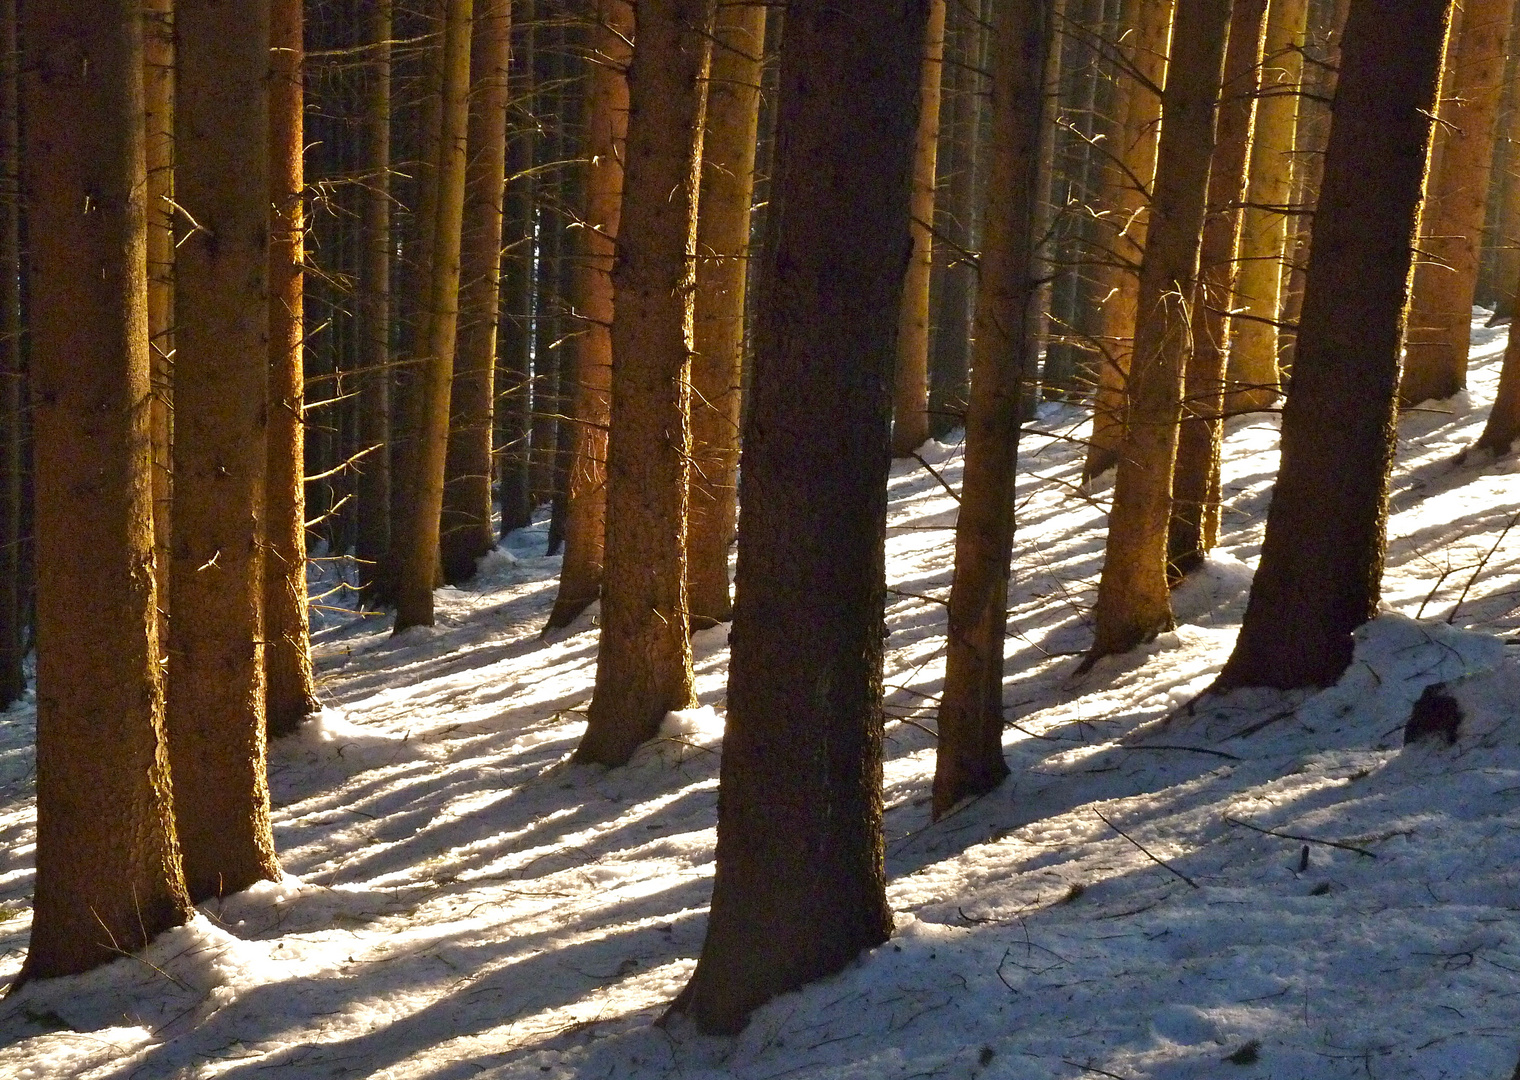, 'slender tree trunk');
441,0,511,583
574,0,712,766
1223,0,1309,413
357,0,393,600
931,0,1049,820
1489,31,1520,320
545,0,632,627
0,0,21,710
496,0,534,538
144,0,173,623
168,0,282,902
1475,305,1520,453
19,0,193,982
891,0,947,457
1402,0,1517,405
395,0,475,631
667,0,922,1034
1082,0,1174,481
1167,0,1269,576
265,0,317,737
1085,0,1233,664
1215,0,1451,691
687,0,765,628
